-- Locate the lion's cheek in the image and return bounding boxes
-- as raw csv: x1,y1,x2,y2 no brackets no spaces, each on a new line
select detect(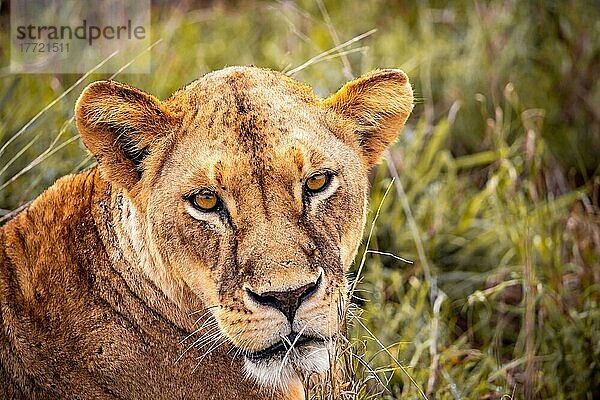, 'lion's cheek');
149,215,225,308
176,264,220,308
329,183,368,270
338,216,366,269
